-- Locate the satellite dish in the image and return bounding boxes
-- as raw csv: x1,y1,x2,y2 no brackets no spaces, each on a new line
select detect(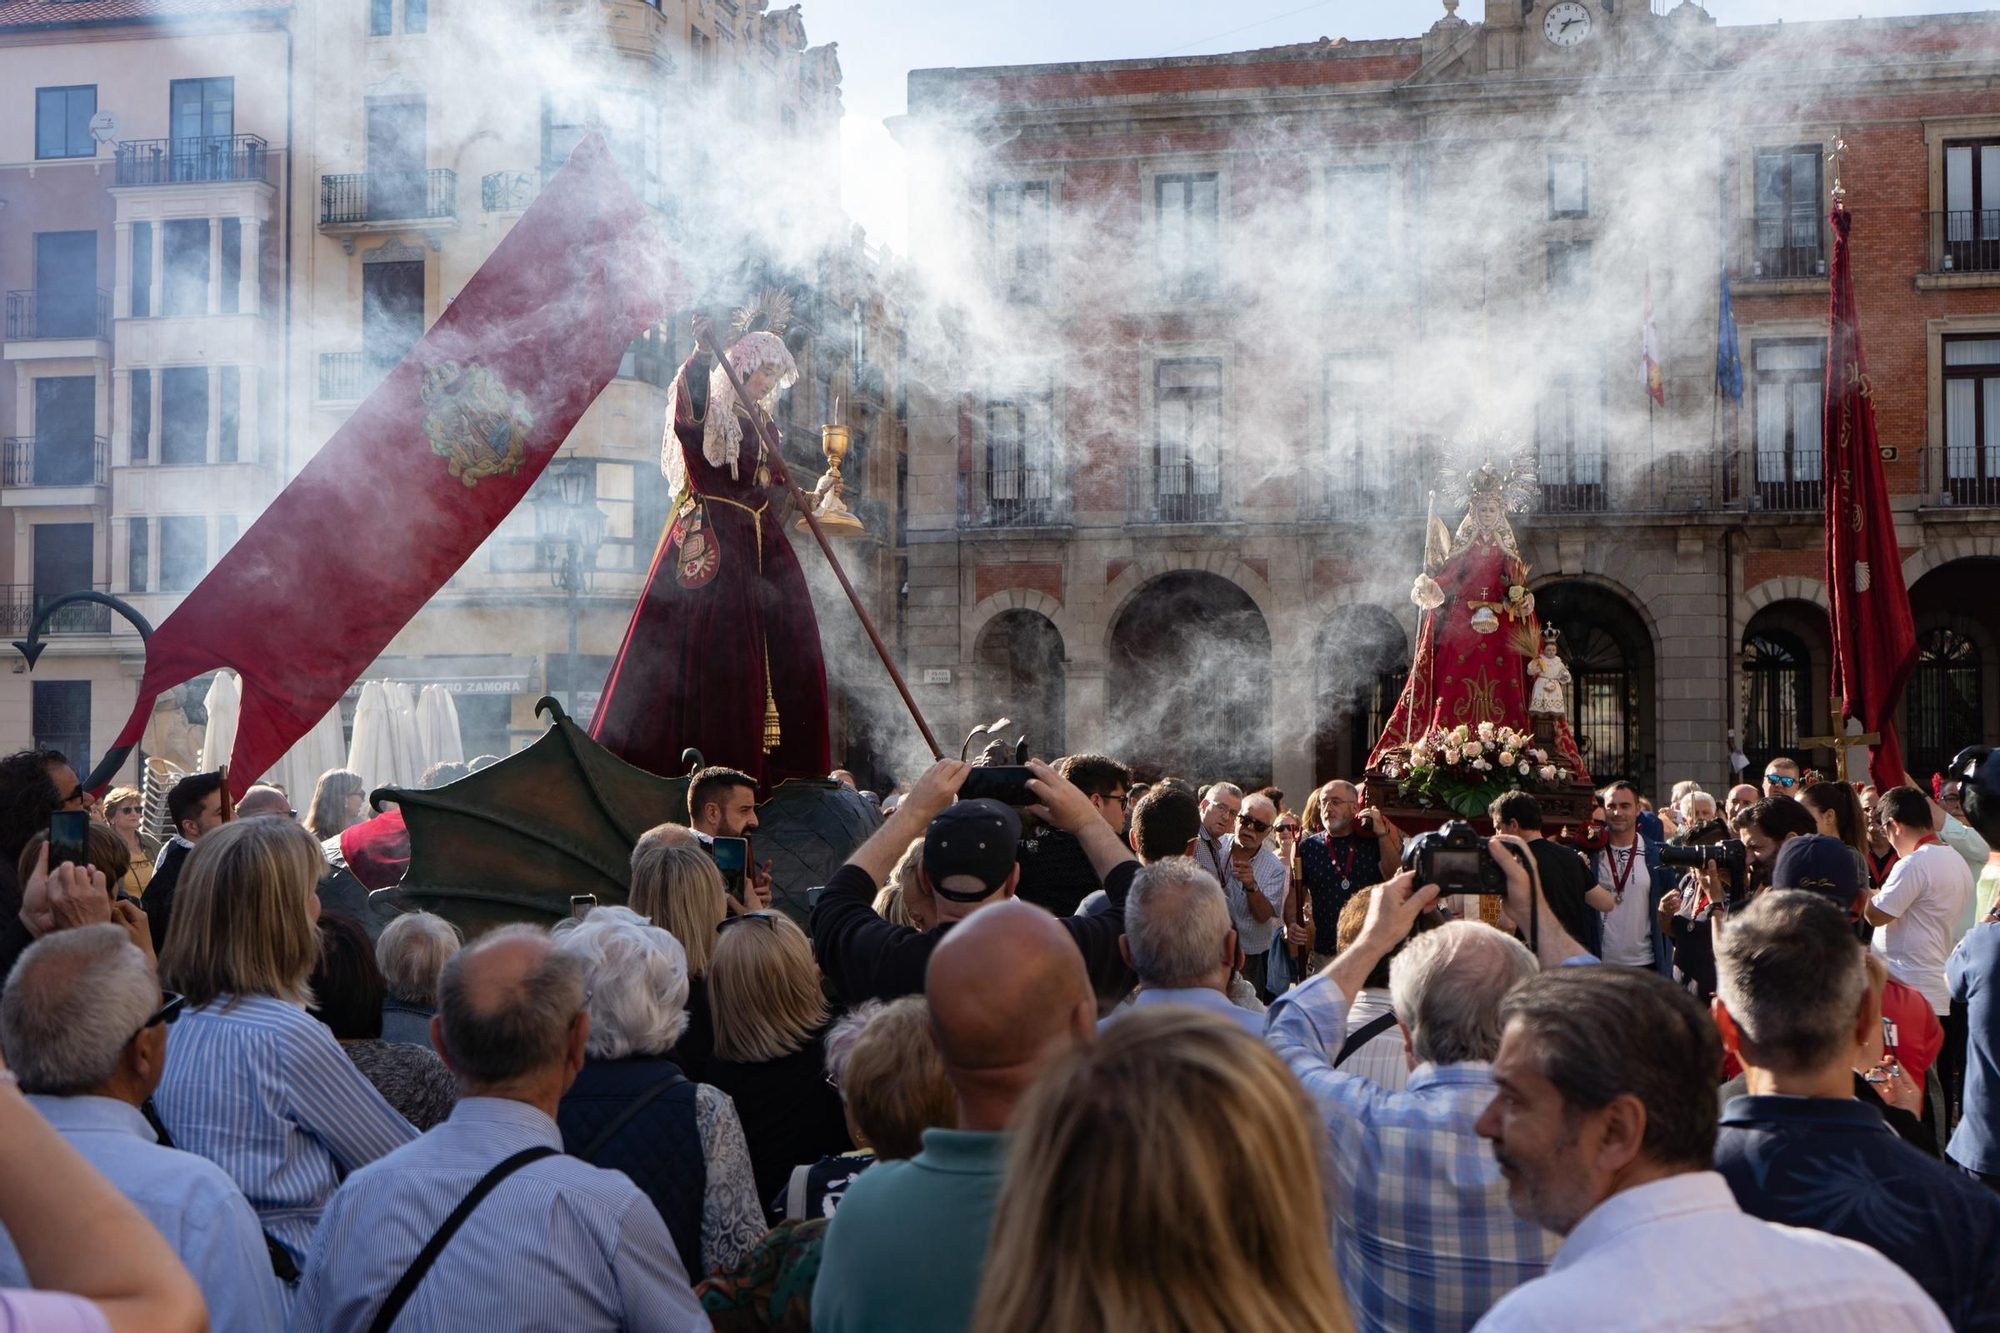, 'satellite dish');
89,111,118,145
